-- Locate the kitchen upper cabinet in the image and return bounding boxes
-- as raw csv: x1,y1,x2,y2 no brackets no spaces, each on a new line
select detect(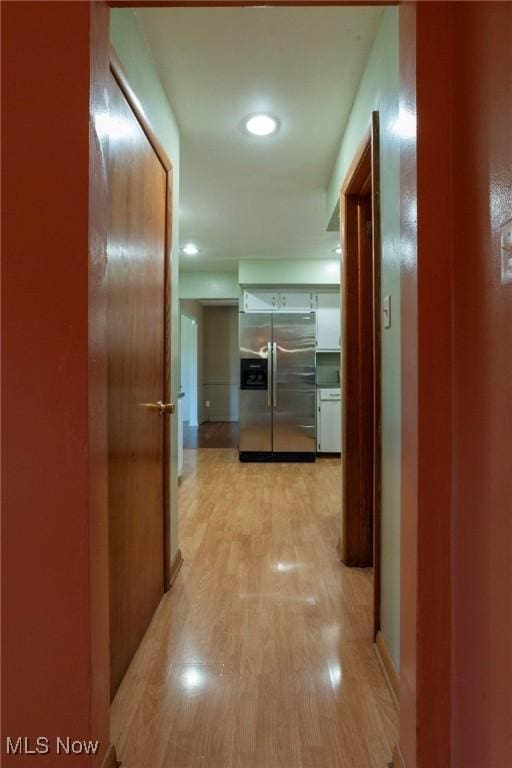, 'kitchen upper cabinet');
242,290,314,312
279,291,315,312
317,388,341,453
243,290,279,312
316,292,341,350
